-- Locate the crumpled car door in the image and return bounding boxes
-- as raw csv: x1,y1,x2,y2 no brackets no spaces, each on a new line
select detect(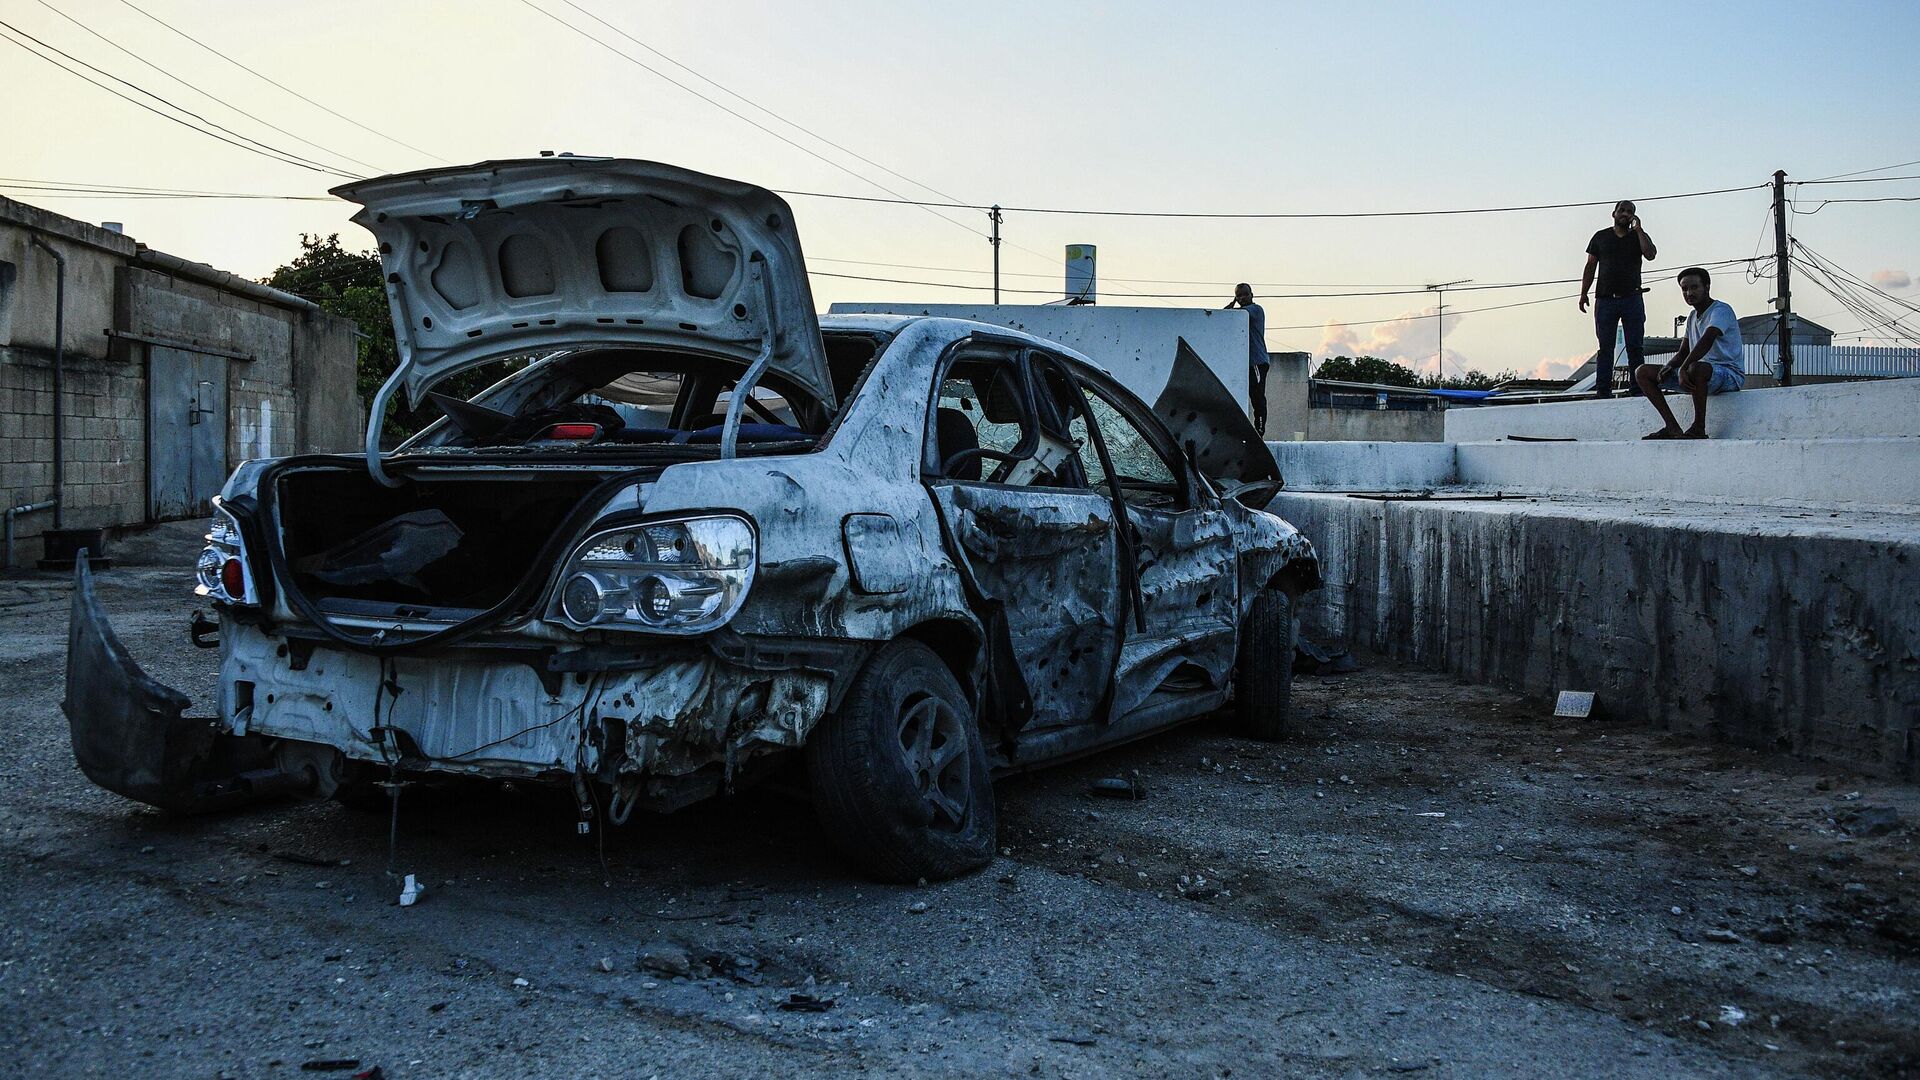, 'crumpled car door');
927,484,1123,733
1056,364,1239,720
